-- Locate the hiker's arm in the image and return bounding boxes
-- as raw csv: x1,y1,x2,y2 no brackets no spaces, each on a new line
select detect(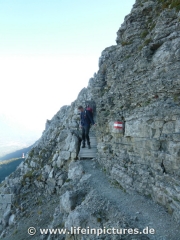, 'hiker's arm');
79,113,83,127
